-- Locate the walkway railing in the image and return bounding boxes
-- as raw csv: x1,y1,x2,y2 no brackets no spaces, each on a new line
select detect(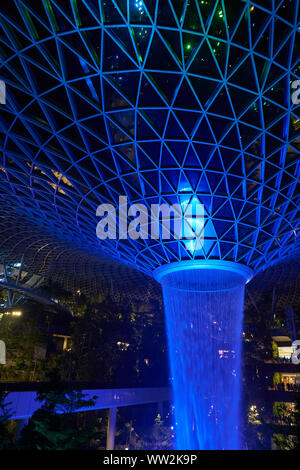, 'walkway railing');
3,386,171,450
